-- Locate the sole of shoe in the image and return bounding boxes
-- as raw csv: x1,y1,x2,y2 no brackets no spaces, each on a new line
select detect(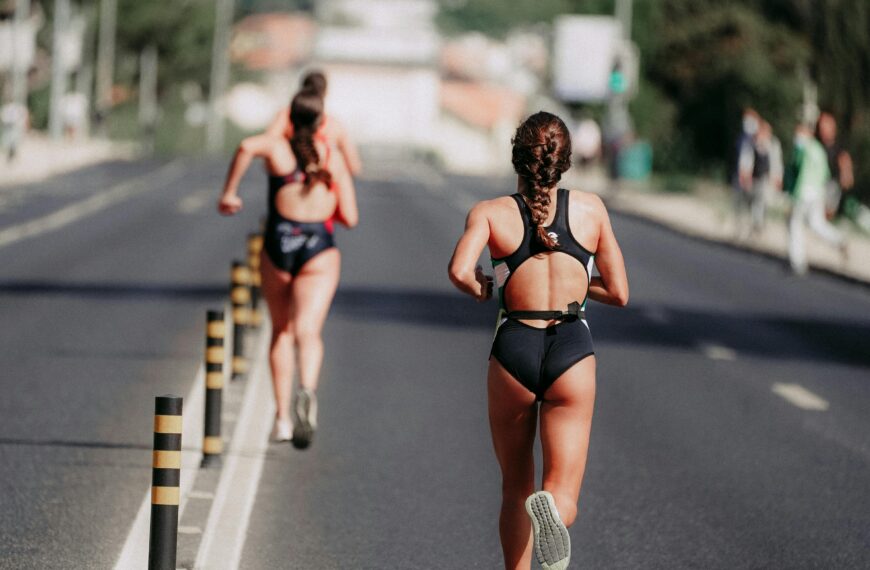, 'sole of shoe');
525,491,570,570
292,391,314,449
